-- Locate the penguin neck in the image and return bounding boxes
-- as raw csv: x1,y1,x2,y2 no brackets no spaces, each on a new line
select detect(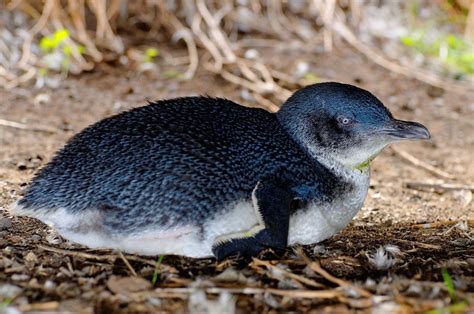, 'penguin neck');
314,152,371,182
